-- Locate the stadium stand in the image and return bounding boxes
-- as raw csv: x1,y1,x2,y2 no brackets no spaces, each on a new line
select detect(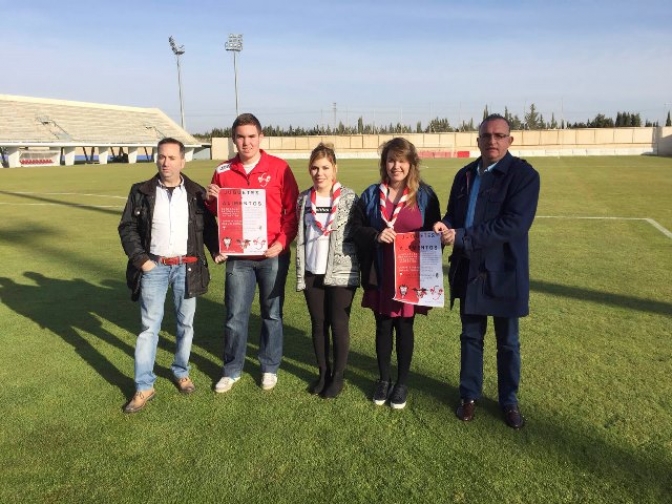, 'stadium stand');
0,94,204,168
